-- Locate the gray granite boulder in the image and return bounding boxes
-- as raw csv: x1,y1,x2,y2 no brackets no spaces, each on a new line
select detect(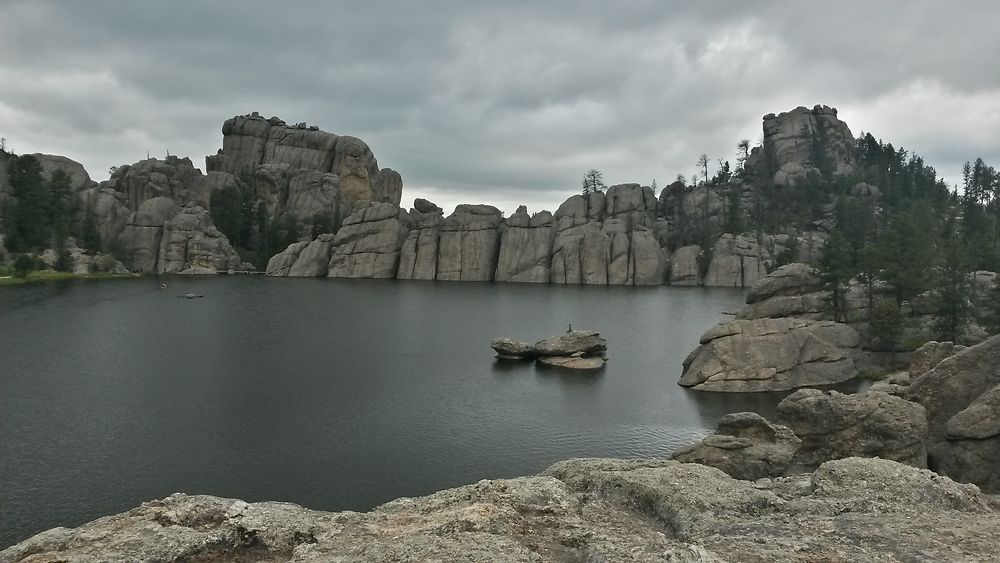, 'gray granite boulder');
265,240,311,276
671,412,801,480
669,244,702,285
703,234,768,288
776,389,928,472
534,330,607,357
490,338,536,359
679,318,861,392
287,233,336,277
907,334,1000,492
